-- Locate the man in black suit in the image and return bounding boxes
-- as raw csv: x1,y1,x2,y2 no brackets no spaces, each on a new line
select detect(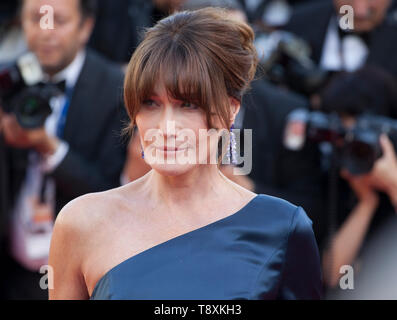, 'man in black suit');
0,0,128,299
284,0,397,76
